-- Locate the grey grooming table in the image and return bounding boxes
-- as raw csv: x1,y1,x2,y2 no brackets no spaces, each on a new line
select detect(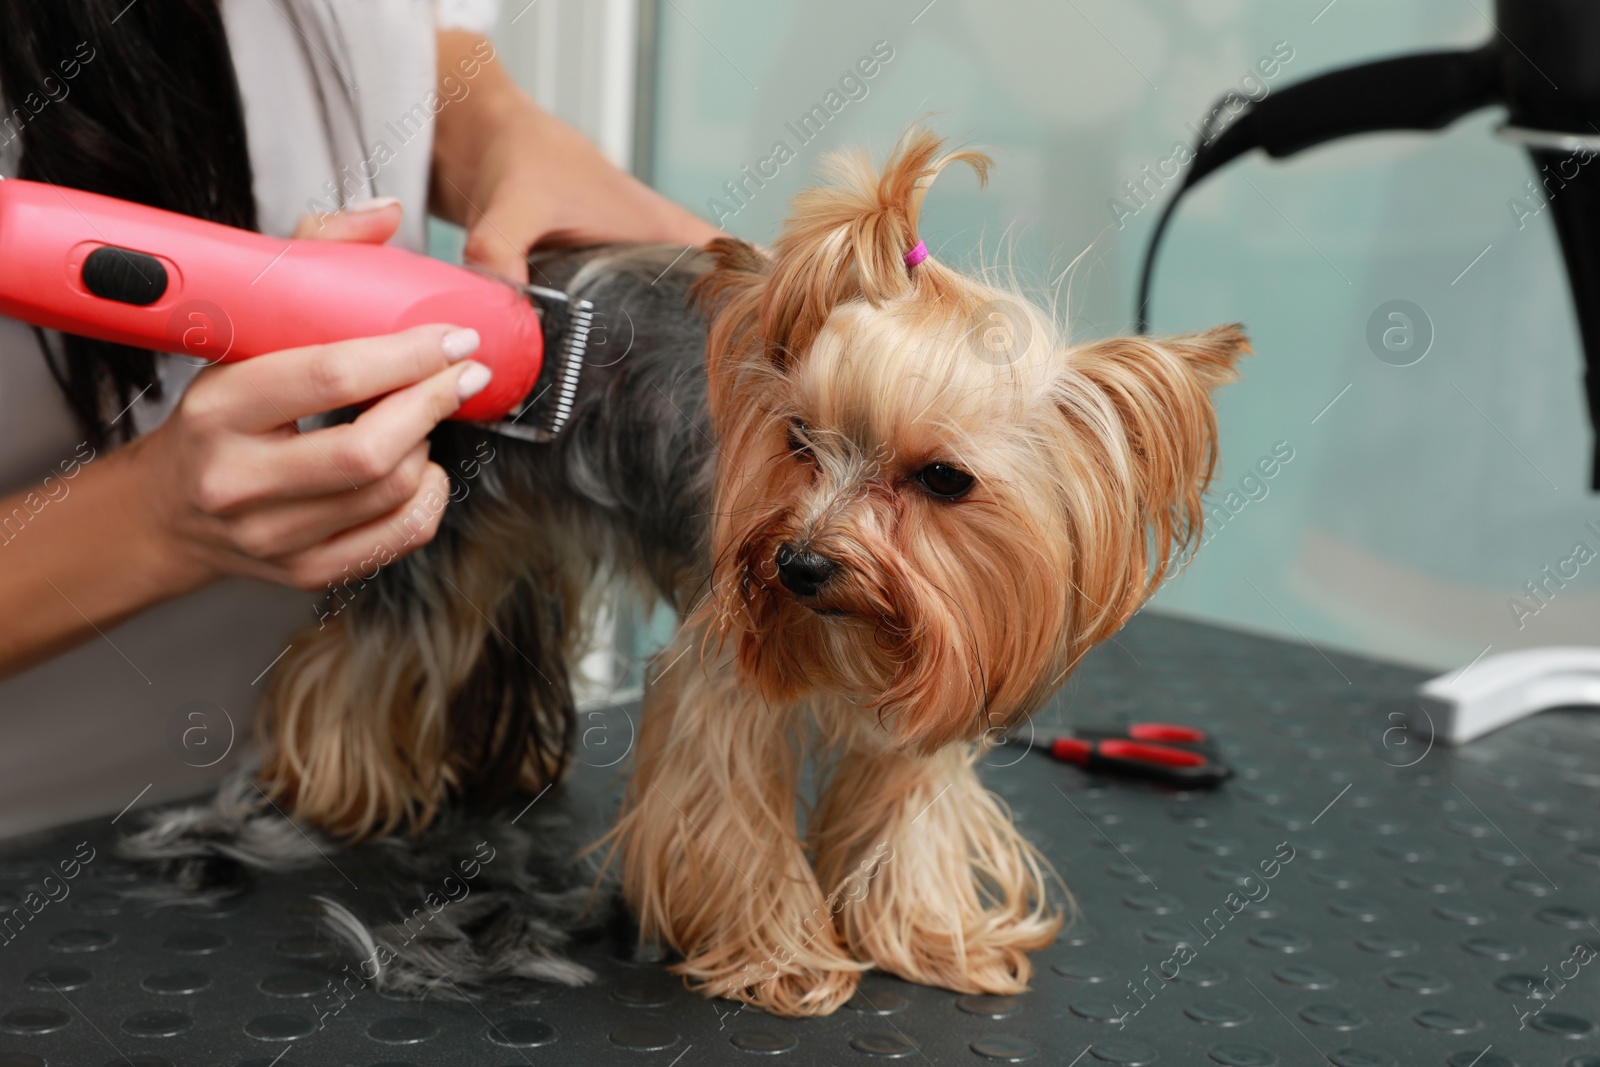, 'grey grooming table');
3,613,1598,1067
